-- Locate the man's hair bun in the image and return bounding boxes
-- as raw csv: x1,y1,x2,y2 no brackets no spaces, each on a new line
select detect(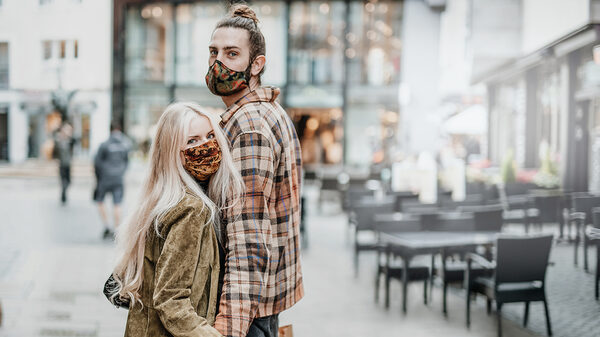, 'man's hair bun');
230,4,259,25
